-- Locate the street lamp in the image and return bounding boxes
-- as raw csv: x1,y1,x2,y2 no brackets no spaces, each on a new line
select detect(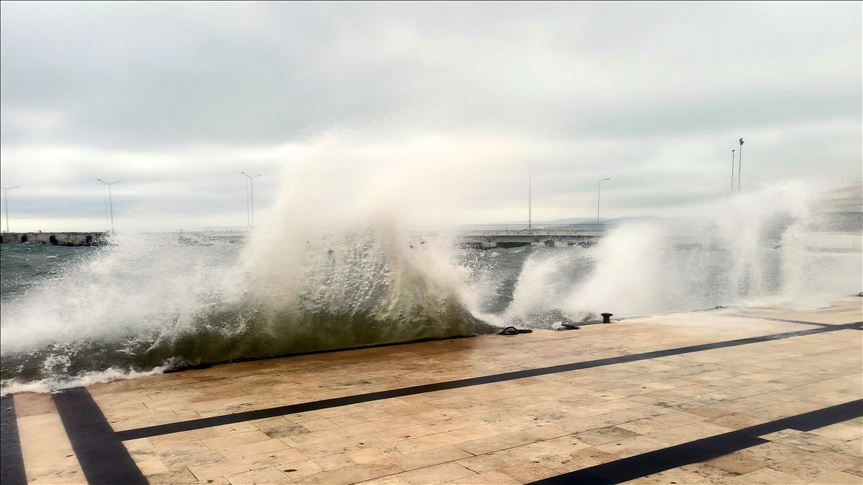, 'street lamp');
97,179,121,234
737,138,744,193
525,160,536,231
240,172,262,228
730,149,736,197
1,186,20,233
597,178,610,231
